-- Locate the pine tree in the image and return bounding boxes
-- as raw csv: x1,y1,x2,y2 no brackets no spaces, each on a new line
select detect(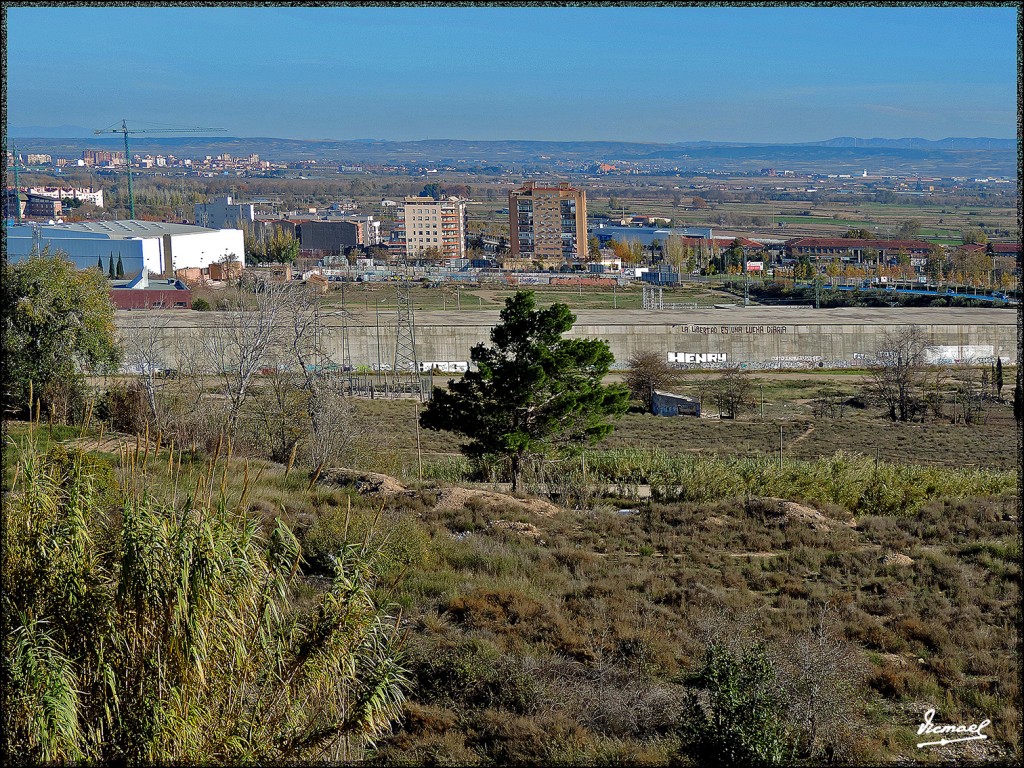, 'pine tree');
420,290,628,491
115,254,124,278
108,254,115,279
97,255,104,271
